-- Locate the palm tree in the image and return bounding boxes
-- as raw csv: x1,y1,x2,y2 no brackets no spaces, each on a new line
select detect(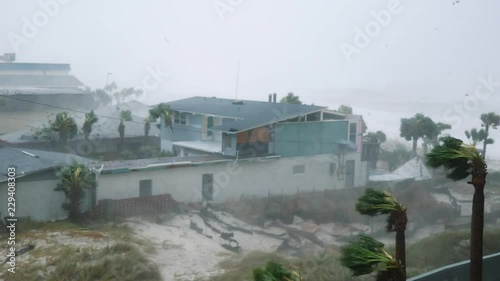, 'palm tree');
50,112,78,145
104,81,118,104
340,234,402,281
480,112,500,158
82,110,99,140
465,128,493,149
55,161,97,223
114,87,144,104
118,110,133,145
253,261,302,281
93,89,112,107
355,188,407,279
144,116,152,145
279,92,302,104
426,136,488,281
400,113,437,153
423,122,452,154
149,103,174,133
363,131,387,169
